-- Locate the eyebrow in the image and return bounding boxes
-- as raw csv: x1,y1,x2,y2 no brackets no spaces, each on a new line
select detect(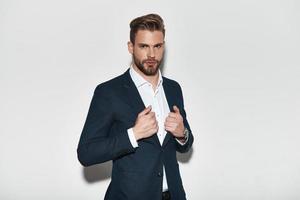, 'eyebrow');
137,42,164,47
